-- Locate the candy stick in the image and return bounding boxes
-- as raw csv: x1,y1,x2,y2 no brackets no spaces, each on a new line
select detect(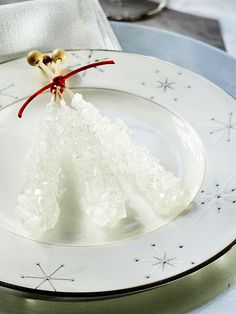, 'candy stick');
52,49,67,101
27,50,54,80
27,50,65,102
